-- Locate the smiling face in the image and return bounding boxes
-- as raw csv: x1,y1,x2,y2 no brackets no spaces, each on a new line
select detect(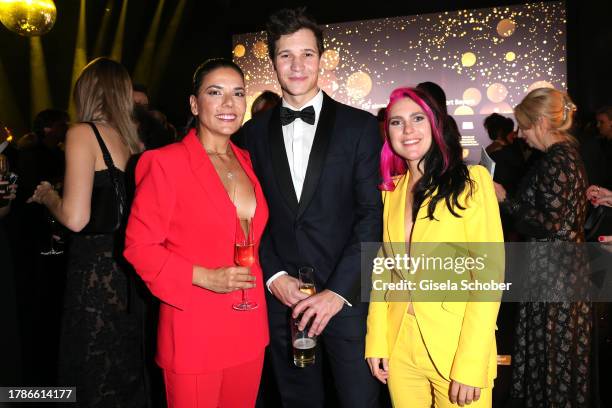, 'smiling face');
189,67,246,138
387,97,433,167
272,28,321,108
